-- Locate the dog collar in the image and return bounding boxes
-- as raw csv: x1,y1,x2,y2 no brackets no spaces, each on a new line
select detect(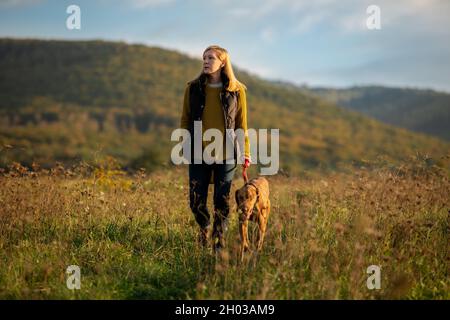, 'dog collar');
246,181,260,200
